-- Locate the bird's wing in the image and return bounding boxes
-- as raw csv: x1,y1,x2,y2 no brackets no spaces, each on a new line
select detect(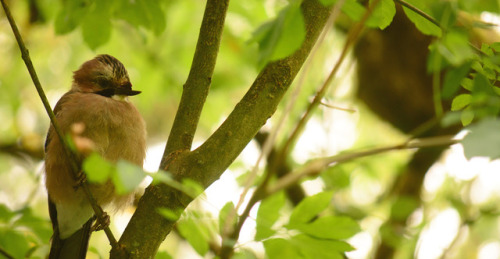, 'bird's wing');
46,91,94,259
